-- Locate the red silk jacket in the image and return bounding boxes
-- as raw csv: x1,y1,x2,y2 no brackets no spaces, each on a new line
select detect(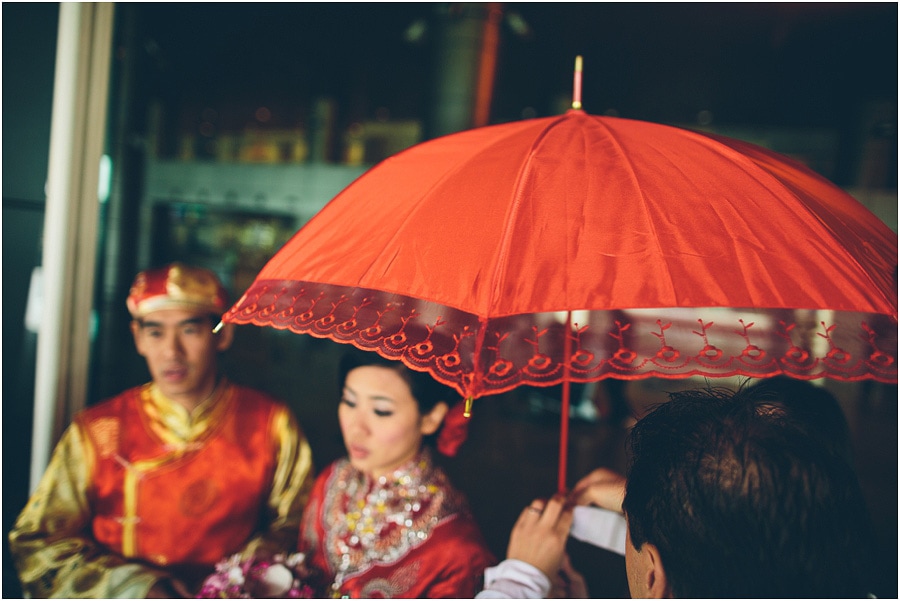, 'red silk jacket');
299,454,495,598
81,383,280,585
